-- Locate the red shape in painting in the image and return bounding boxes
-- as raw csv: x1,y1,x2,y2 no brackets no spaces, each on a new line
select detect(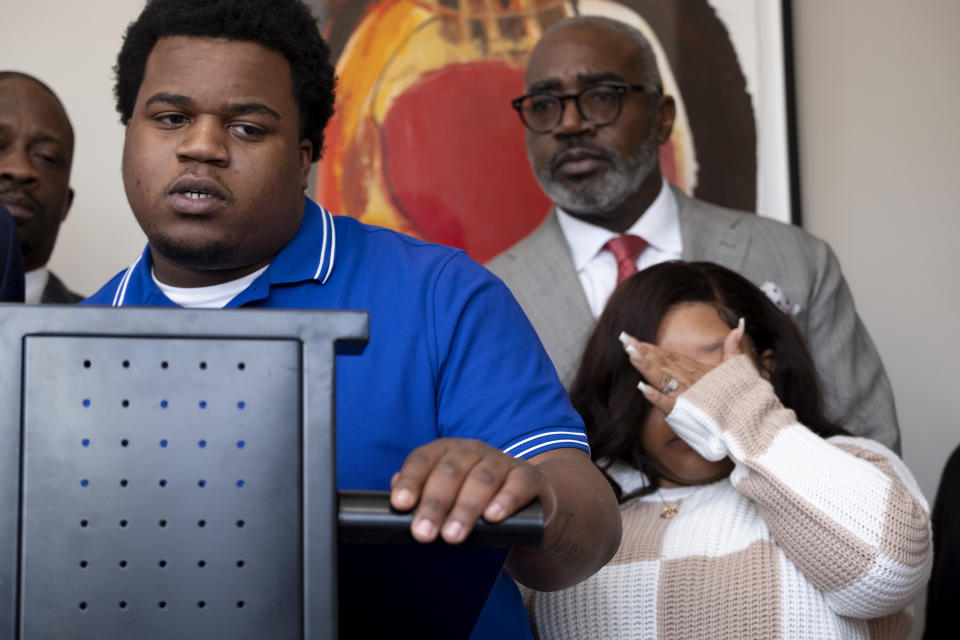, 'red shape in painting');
380,61,551,264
